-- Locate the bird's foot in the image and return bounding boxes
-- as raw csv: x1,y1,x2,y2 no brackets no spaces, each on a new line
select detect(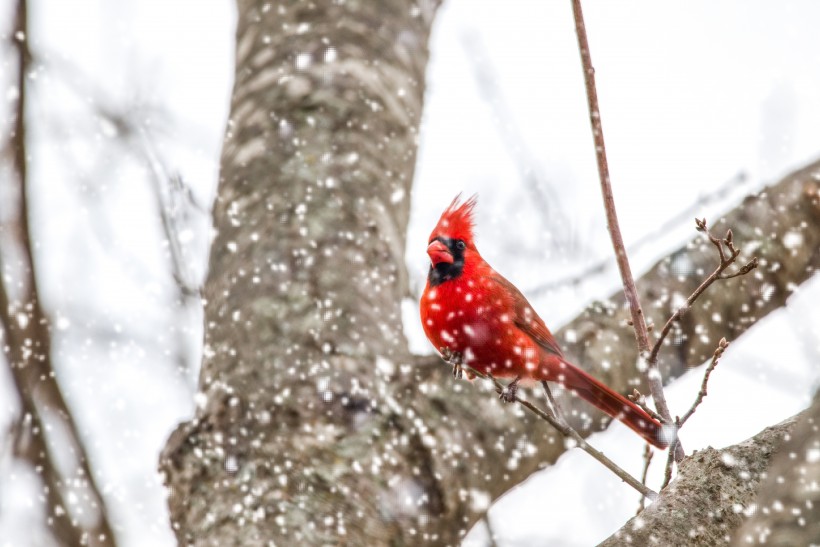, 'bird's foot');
439,347,465,380
497,376,521,403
